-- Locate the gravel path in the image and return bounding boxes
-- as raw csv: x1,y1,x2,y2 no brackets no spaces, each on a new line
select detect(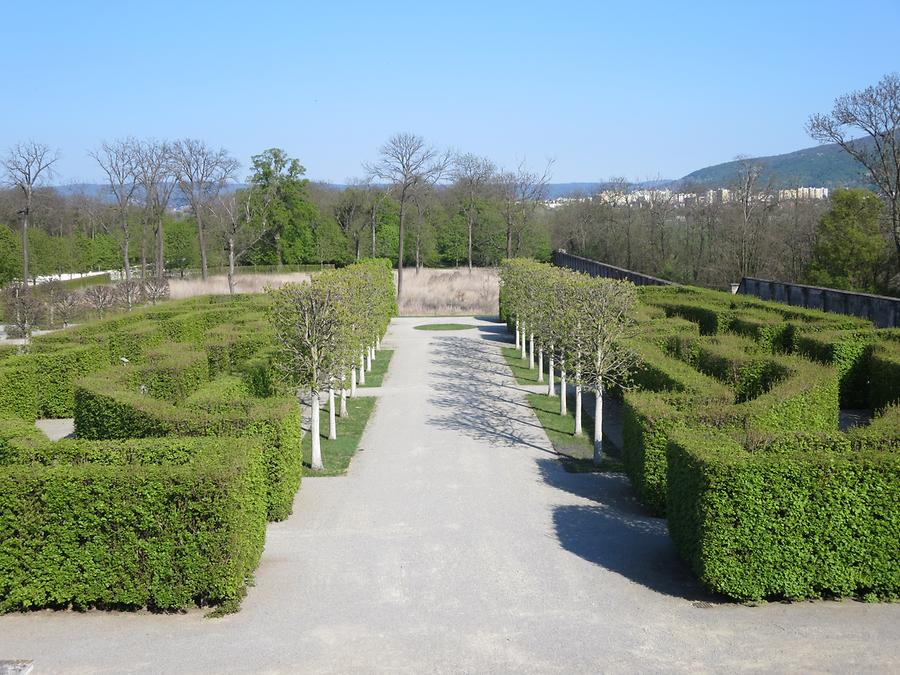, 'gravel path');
2,317,899,673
